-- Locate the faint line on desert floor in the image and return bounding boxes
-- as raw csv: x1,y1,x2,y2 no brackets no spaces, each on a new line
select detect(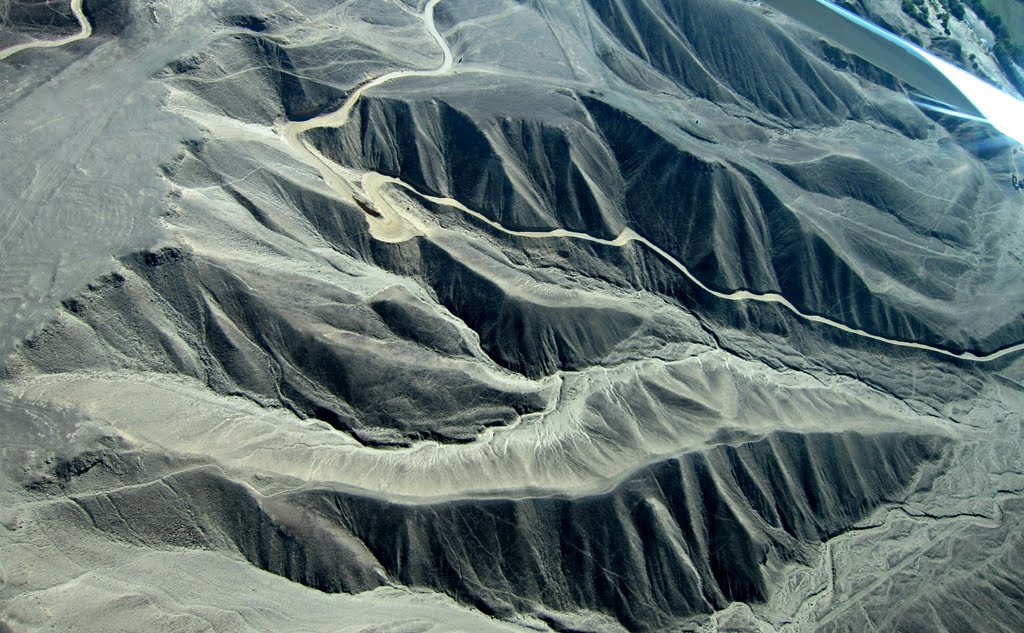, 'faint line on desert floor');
280,0,1024,364
0,0,92,61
